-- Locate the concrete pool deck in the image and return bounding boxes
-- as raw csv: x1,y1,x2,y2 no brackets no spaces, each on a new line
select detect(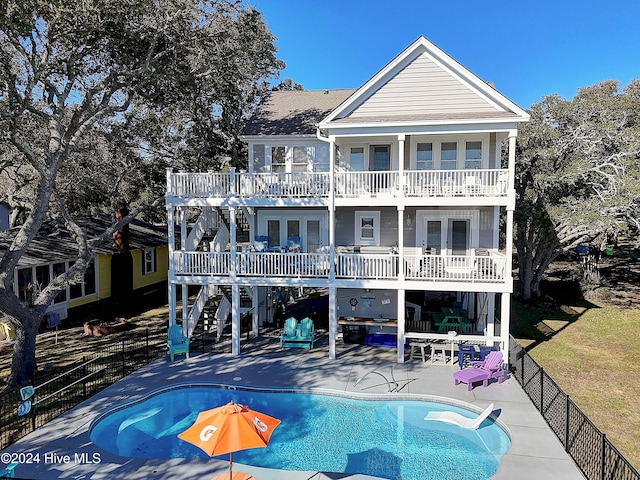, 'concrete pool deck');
1,335,585,480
